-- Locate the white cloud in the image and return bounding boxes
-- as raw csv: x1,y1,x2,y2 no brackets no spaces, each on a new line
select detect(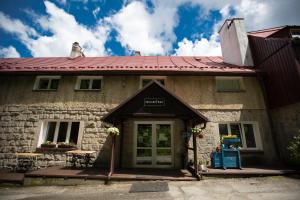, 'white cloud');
0,1,110,57
0,0,299,57
0,12,39,42
92,7,101,19
106,1,178,55
0,46,21,58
